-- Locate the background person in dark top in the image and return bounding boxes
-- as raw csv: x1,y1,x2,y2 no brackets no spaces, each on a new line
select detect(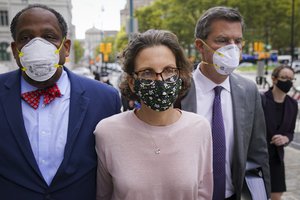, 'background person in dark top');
261,65,298,200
